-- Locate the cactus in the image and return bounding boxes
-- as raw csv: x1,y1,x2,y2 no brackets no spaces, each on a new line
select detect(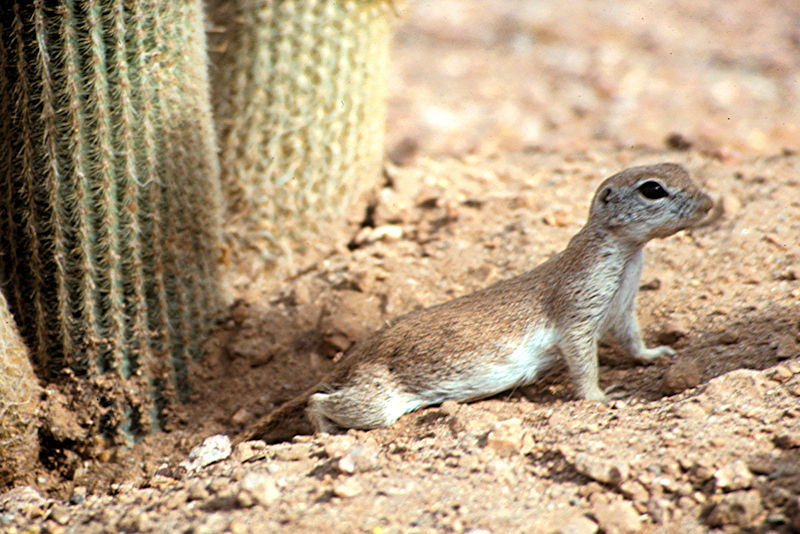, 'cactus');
208,0,401,271
0,289,39,487
0,1,222,442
